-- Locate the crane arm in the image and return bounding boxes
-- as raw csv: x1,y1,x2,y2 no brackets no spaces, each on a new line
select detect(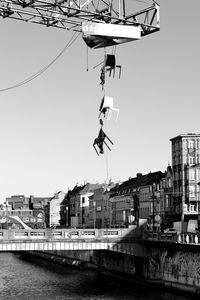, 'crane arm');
0,0,160,36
